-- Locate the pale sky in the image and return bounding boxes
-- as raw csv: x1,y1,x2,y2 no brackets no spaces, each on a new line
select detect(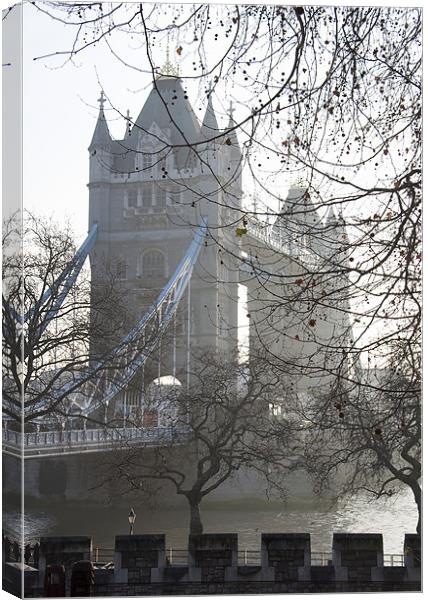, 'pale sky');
4,1,246,239
3,0,422,242
14,3,235,237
